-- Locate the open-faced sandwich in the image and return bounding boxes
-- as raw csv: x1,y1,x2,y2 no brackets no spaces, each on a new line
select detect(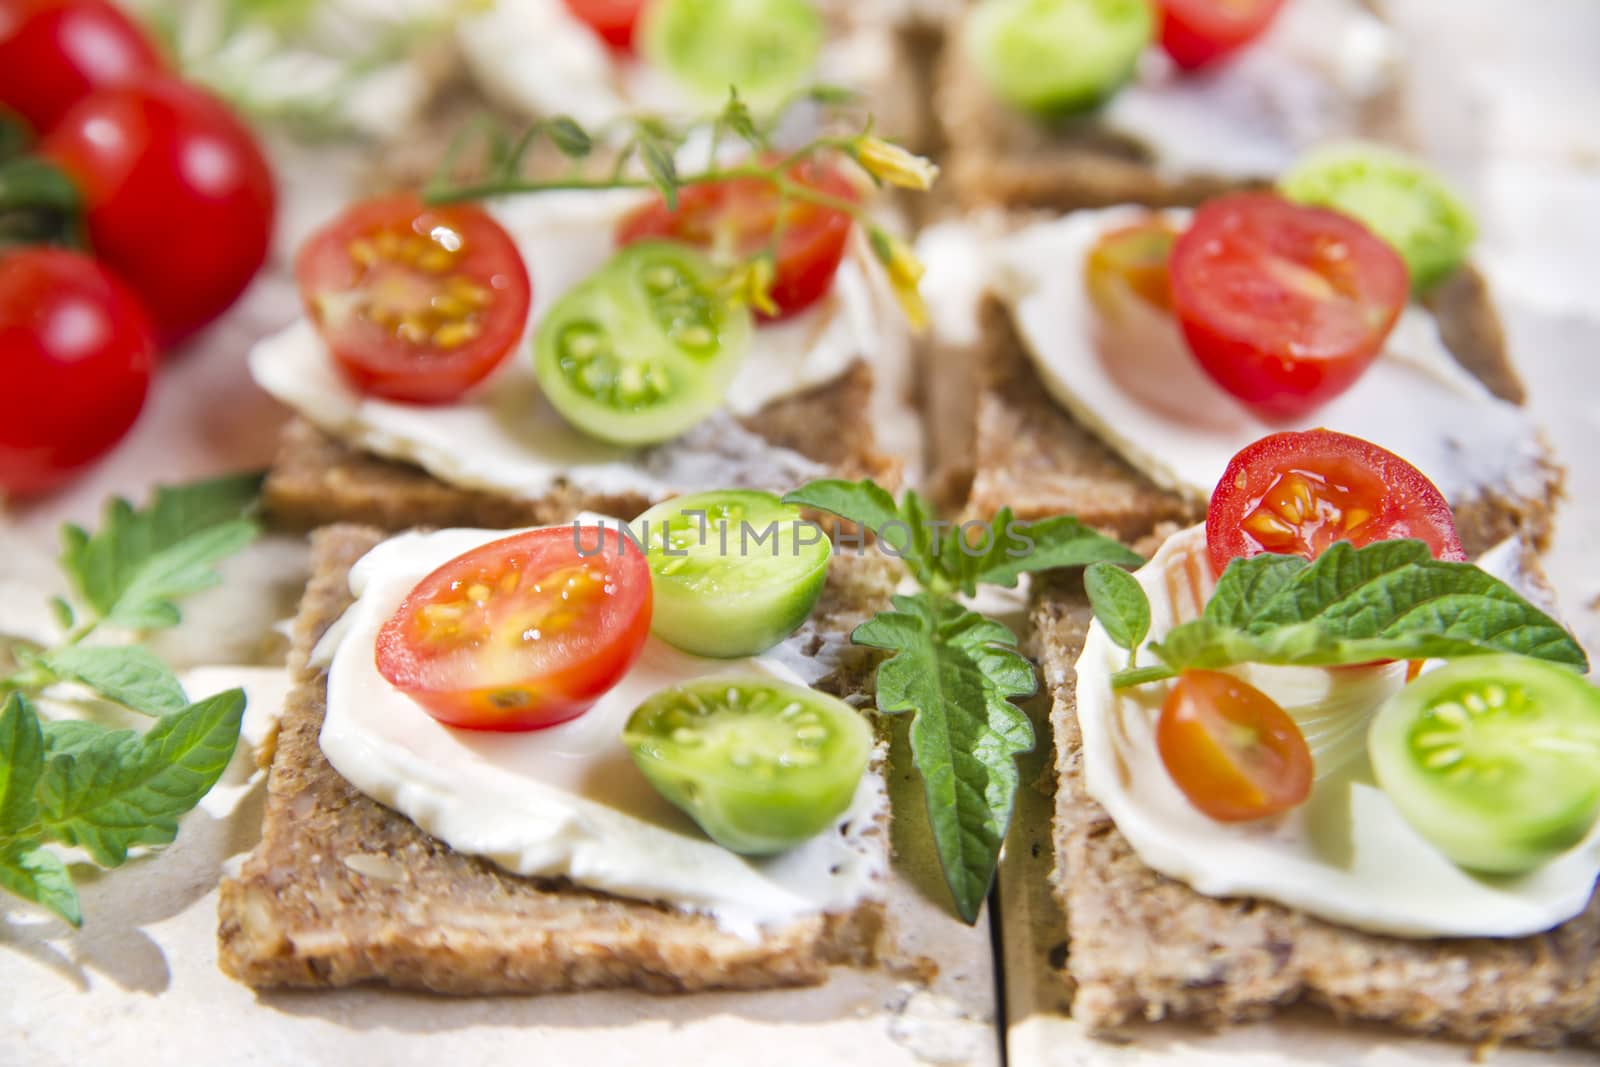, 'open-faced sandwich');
918,146,1557,557
937,0,1417,210
250,98,934,533
1028,426,1600,1047
218,498,902,989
